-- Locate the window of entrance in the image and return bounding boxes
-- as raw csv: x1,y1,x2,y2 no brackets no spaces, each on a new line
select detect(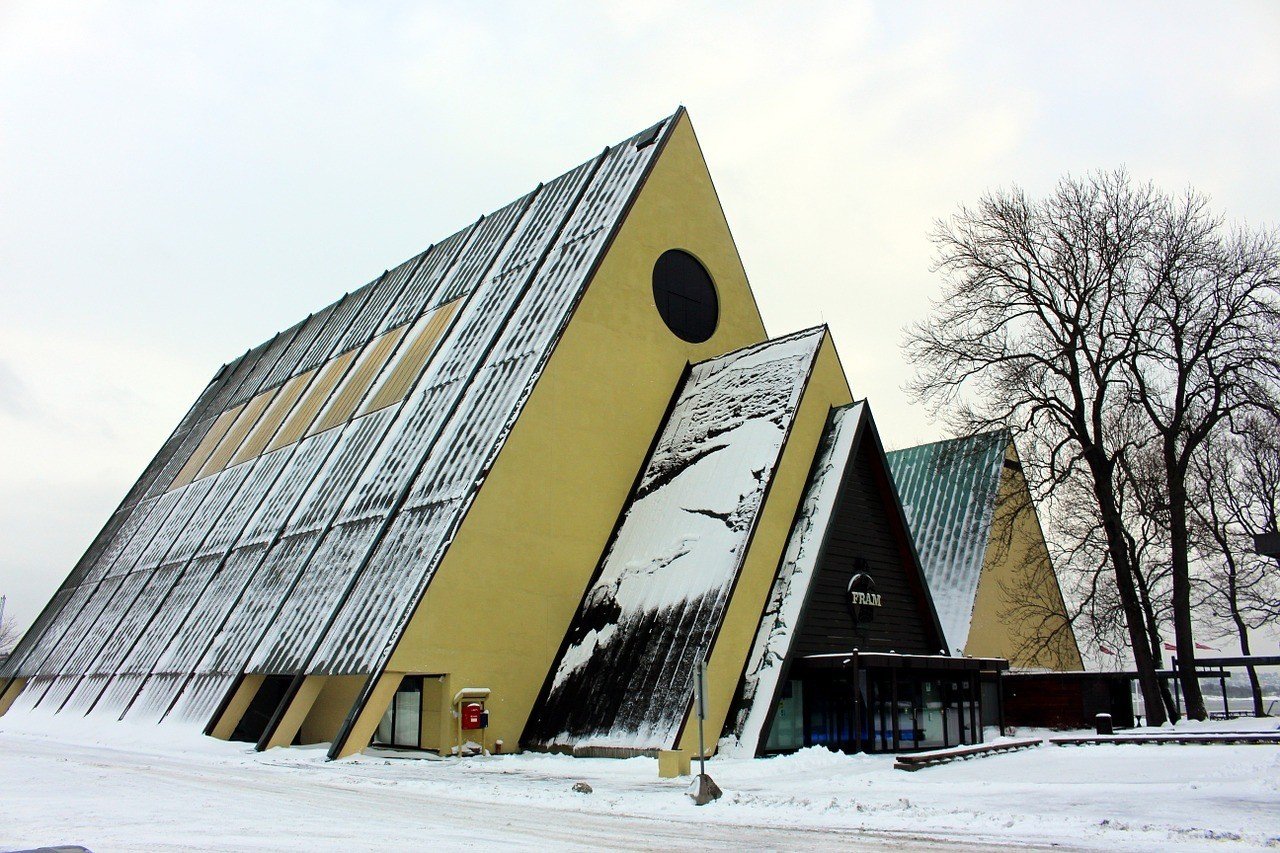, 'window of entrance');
763,661,987,754
373,676,423,749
